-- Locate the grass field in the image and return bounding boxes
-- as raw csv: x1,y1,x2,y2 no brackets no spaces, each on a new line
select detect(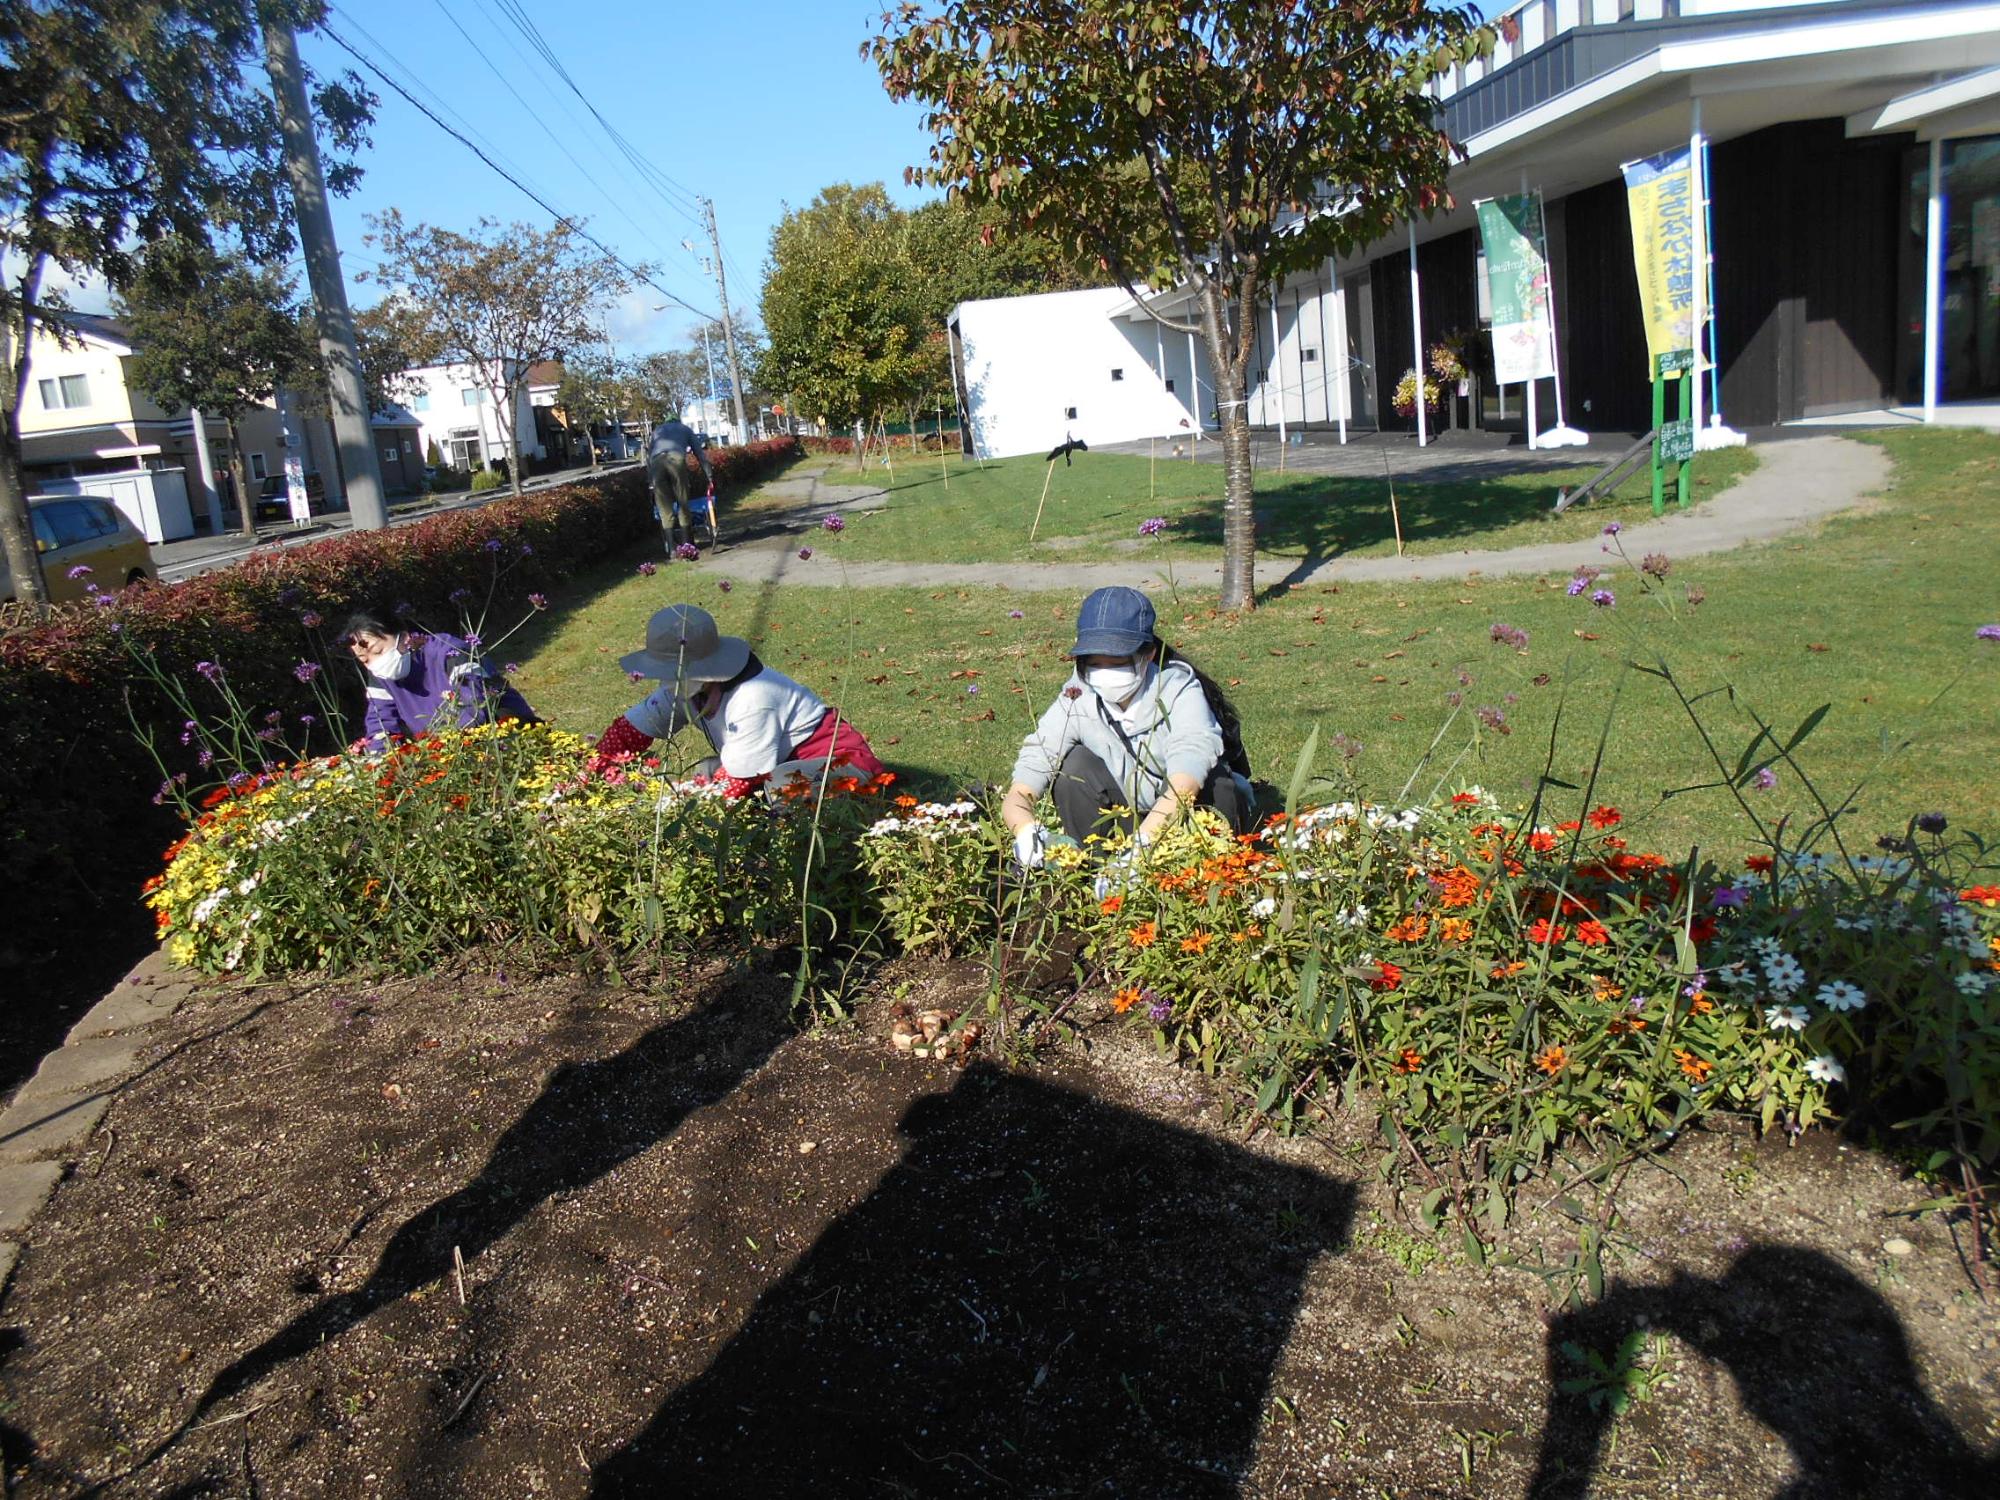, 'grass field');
736,441,1759,565
512,428,1999,861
